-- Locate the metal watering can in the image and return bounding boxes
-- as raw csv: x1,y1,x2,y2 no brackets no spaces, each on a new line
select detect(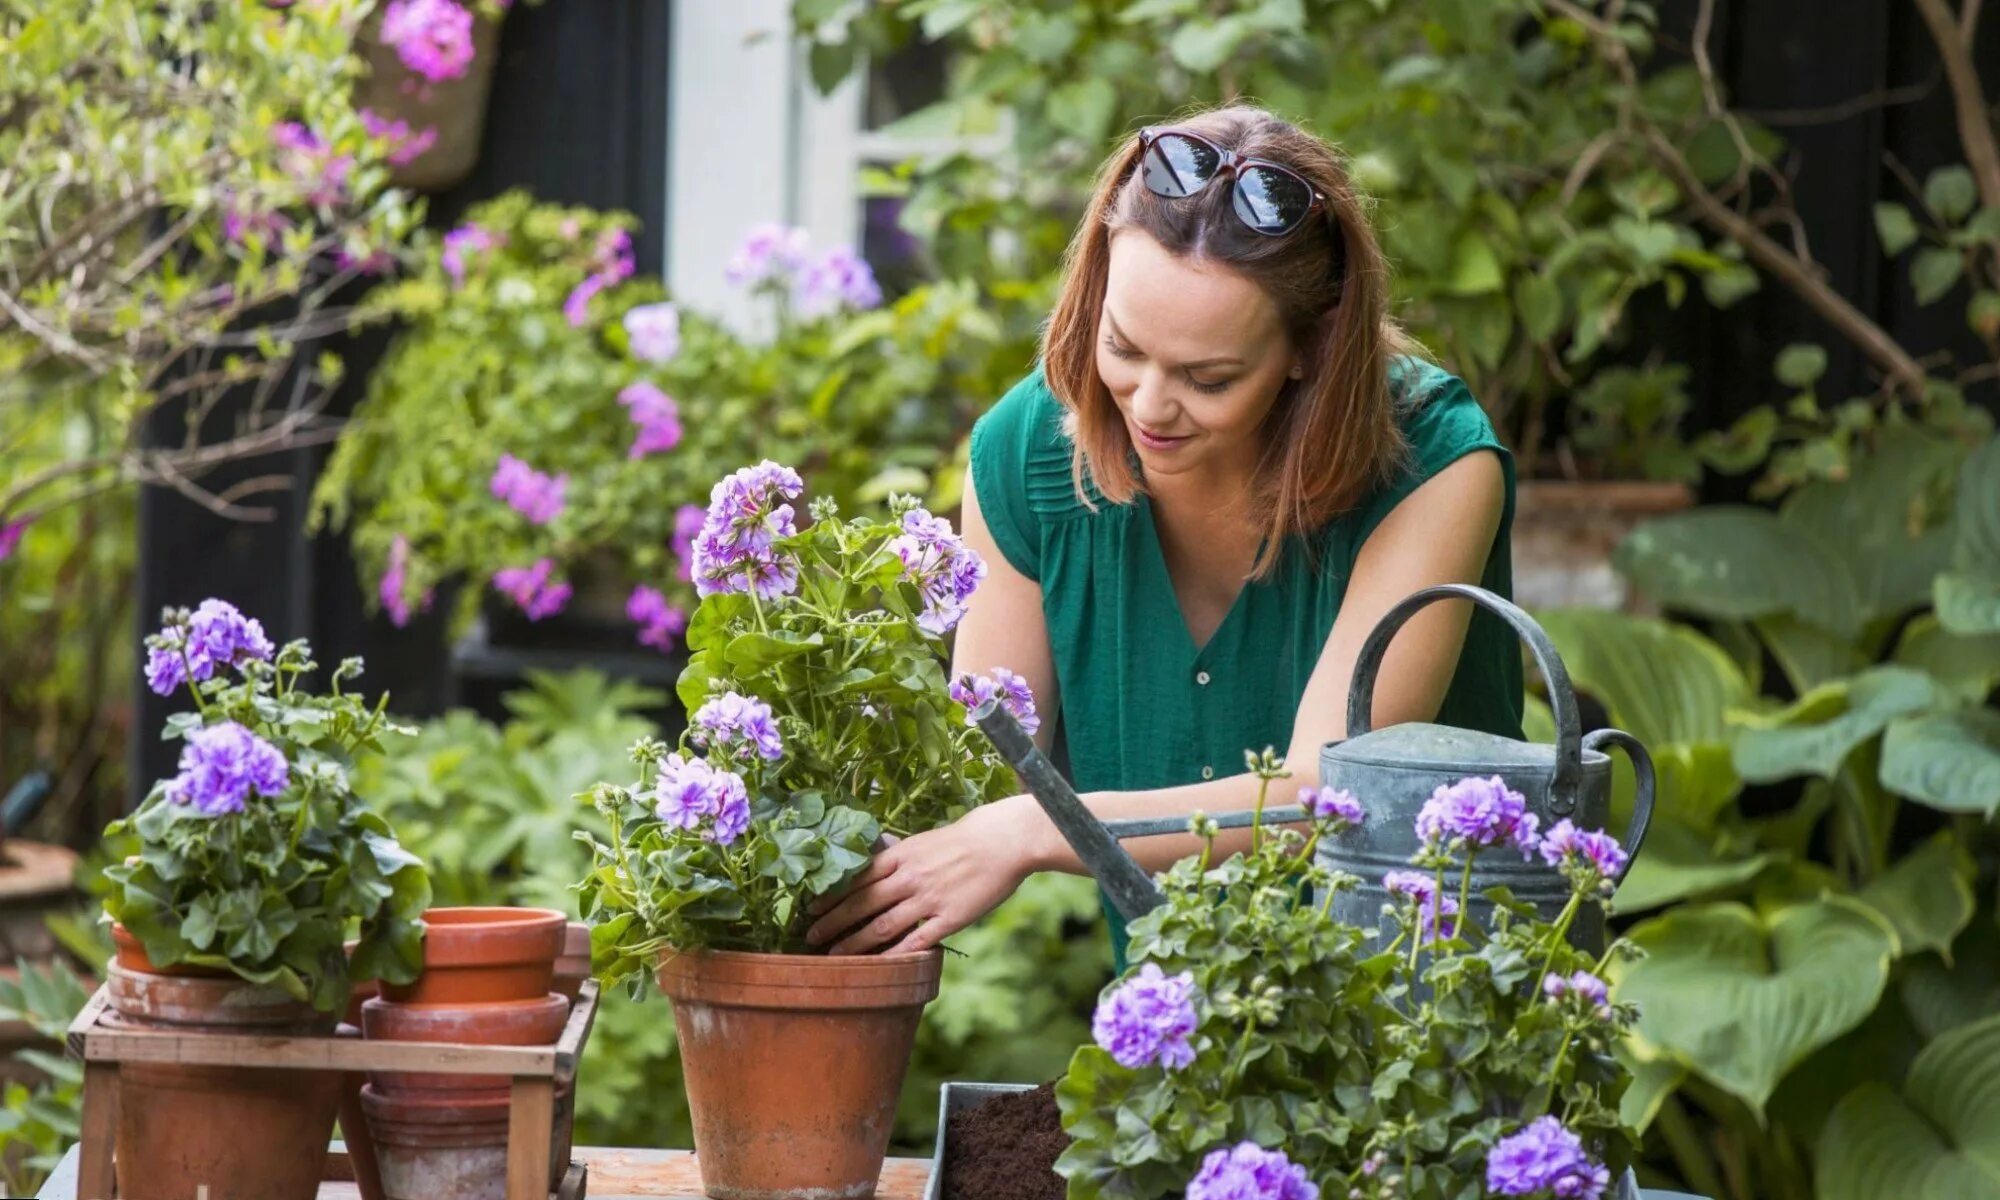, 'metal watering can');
972,583,1655,956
